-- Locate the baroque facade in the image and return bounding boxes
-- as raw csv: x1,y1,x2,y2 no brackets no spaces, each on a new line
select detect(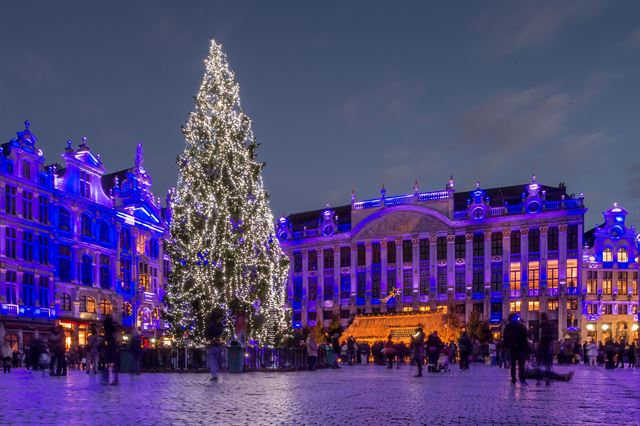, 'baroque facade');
278,177,590,341
582,204,639,343
0,121,169,351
